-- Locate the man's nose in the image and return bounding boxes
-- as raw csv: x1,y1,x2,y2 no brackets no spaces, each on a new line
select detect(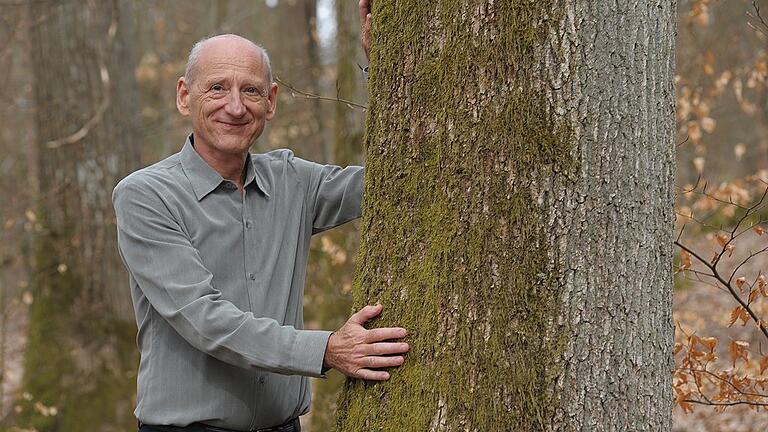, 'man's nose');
224,91,246,117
